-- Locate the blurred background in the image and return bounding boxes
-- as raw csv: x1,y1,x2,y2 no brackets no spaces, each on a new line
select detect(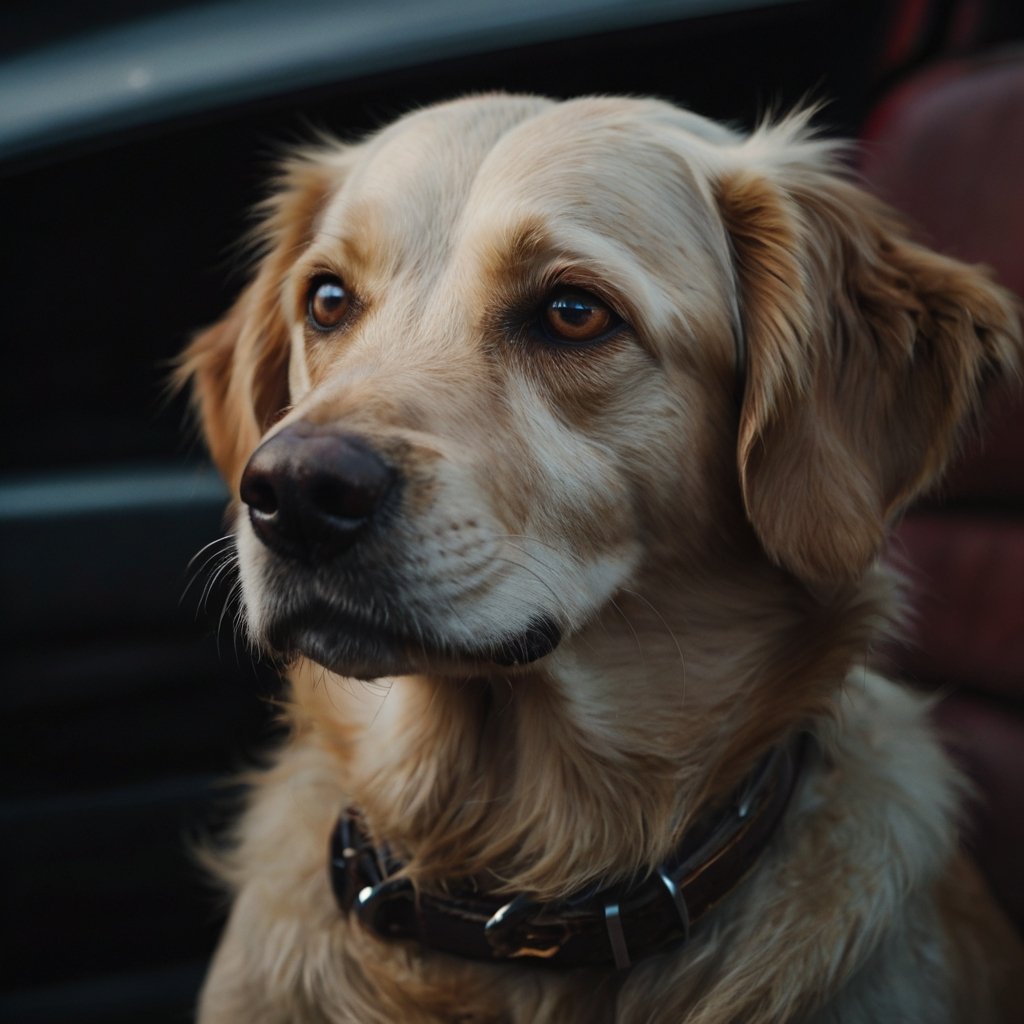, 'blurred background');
2,1,1023,1021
